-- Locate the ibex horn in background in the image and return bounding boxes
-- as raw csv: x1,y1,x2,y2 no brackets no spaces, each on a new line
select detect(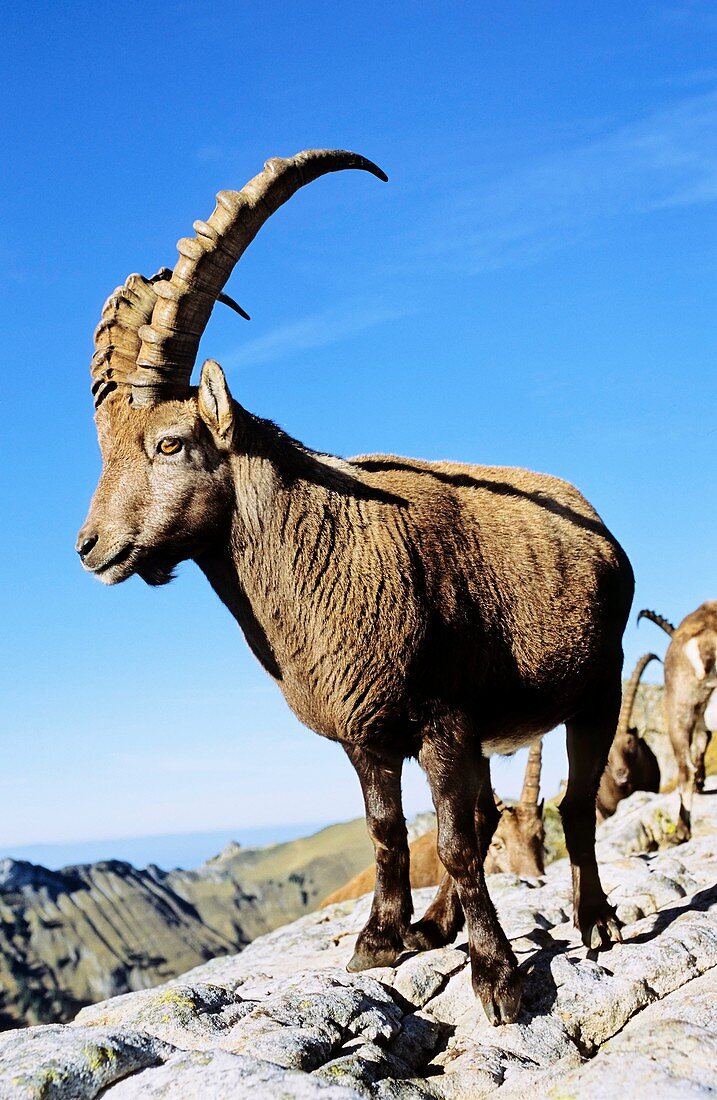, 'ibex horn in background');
77,149,634,1025
641,604,717,839
596,654,661,822
637,609,675,637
